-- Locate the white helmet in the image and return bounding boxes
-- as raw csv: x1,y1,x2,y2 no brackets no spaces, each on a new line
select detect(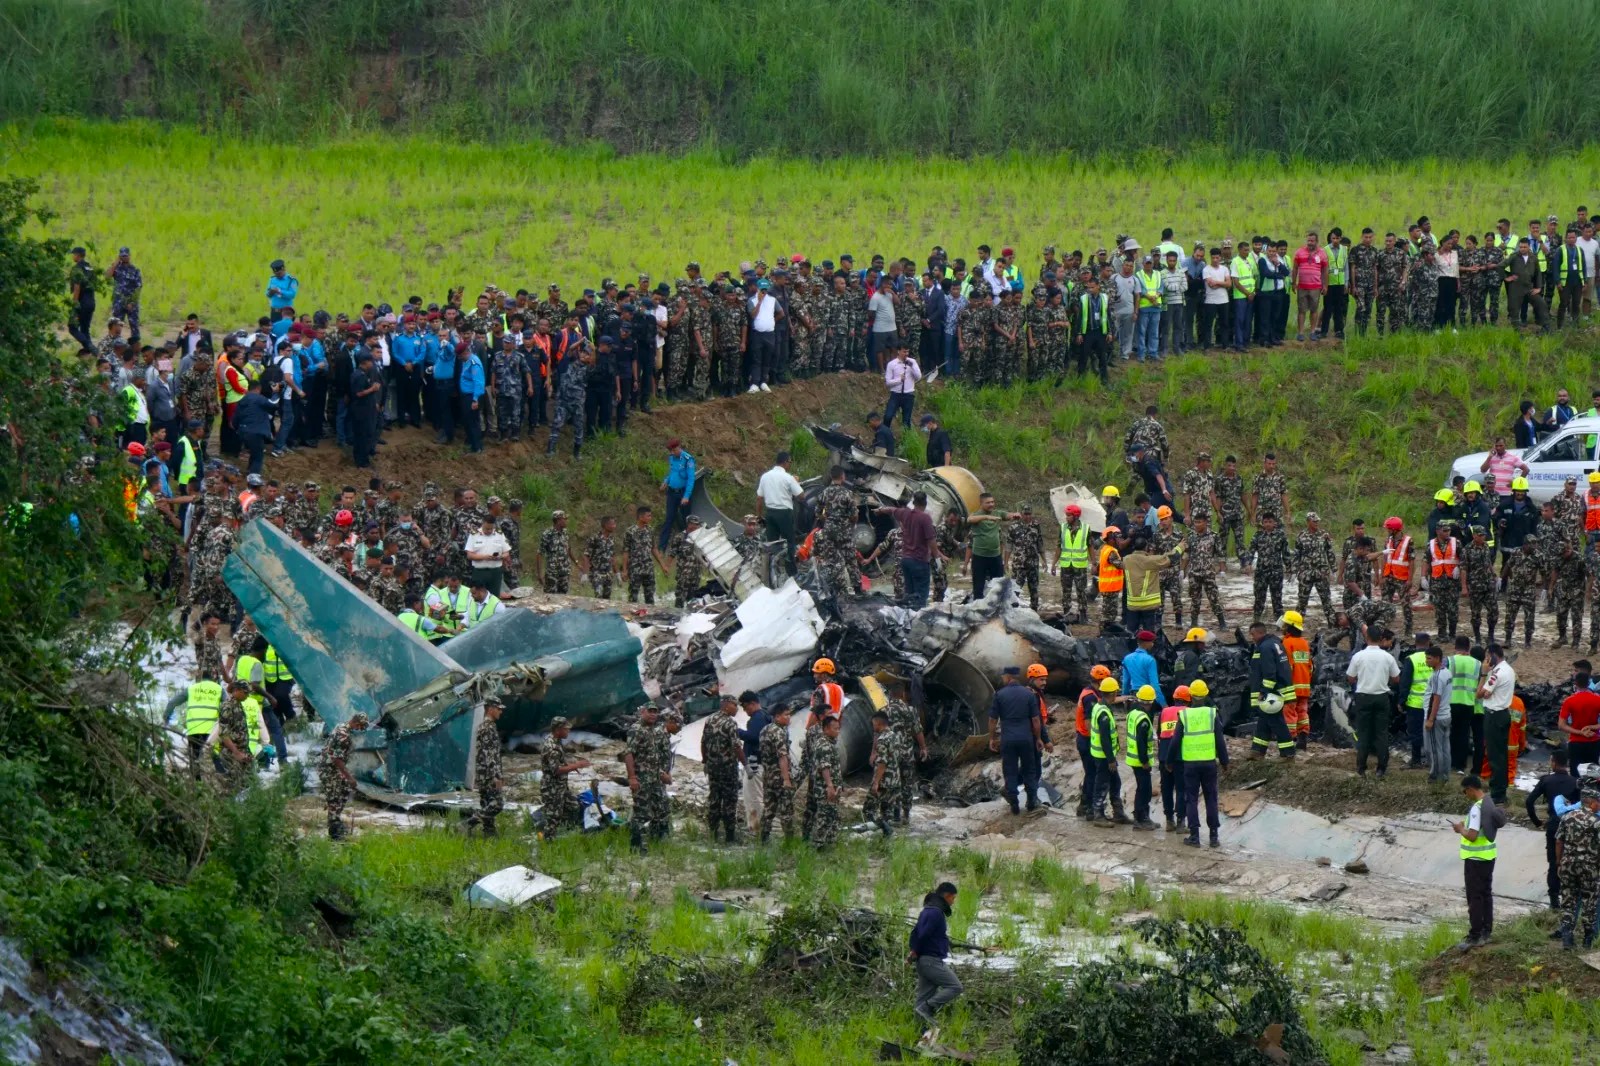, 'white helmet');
1257,692,1285,715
